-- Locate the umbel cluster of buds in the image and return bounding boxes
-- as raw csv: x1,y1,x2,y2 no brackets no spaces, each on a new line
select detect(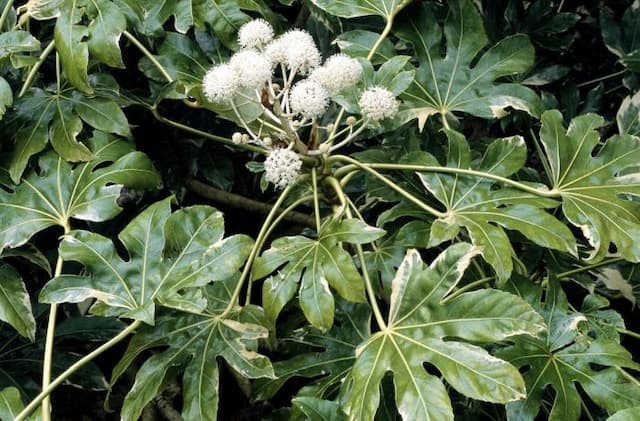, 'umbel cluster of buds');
202,19,400,189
